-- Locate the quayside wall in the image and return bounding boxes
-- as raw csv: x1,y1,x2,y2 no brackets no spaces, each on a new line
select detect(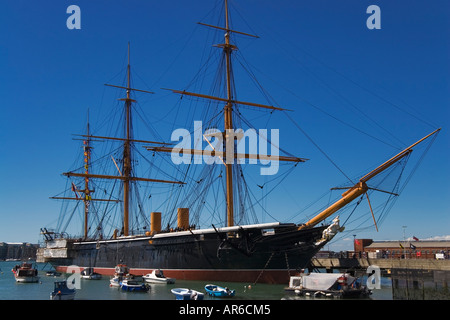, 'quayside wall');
310,257,450,272
0,242,38,261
